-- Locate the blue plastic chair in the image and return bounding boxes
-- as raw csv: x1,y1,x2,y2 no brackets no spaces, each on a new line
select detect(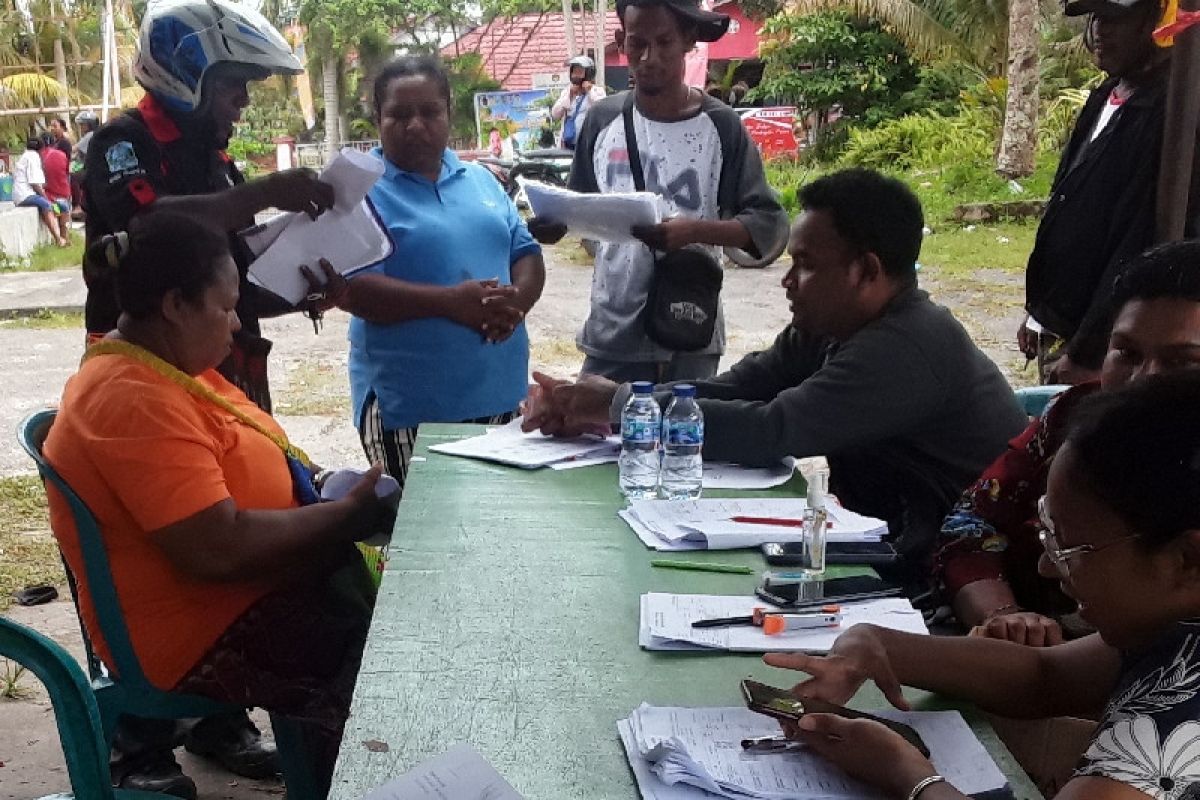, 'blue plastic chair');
0,616,163,800
18,409,319,799
1014,384,1071,418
